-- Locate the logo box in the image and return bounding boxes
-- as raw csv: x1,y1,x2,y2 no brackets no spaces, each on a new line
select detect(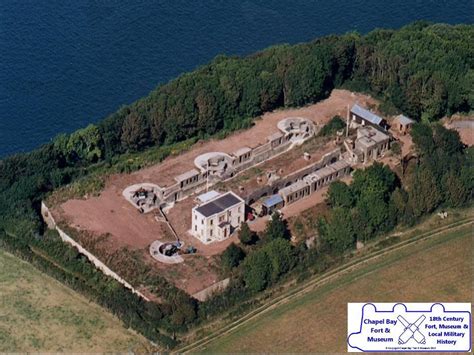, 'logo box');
347,303,471,352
